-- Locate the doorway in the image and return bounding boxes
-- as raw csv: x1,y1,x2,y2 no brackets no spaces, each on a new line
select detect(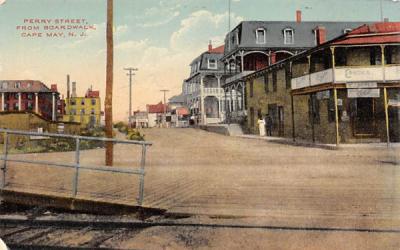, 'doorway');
351,98,376,136
278,106,284,136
